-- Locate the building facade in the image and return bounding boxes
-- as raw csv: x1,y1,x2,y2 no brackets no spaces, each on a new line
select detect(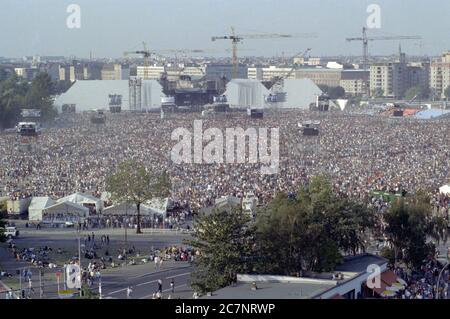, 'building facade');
136,65,165,80
295,68,342,87
101,64,129,80
205,64,248,81
430,52,450,99
340,70,370,96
